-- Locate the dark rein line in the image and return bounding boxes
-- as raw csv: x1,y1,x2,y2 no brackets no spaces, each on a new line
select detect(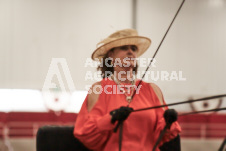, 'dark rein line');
132,94,226,112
